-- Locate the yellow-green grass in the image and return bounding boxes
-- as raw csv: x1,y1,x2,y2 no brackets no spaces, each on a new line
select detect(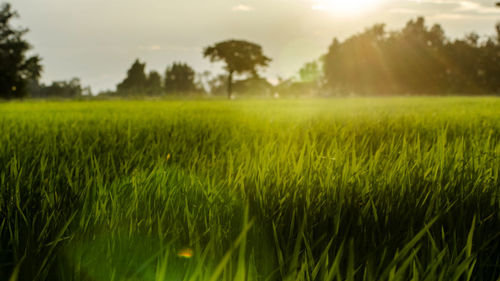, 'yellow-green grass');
1,97,499,281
